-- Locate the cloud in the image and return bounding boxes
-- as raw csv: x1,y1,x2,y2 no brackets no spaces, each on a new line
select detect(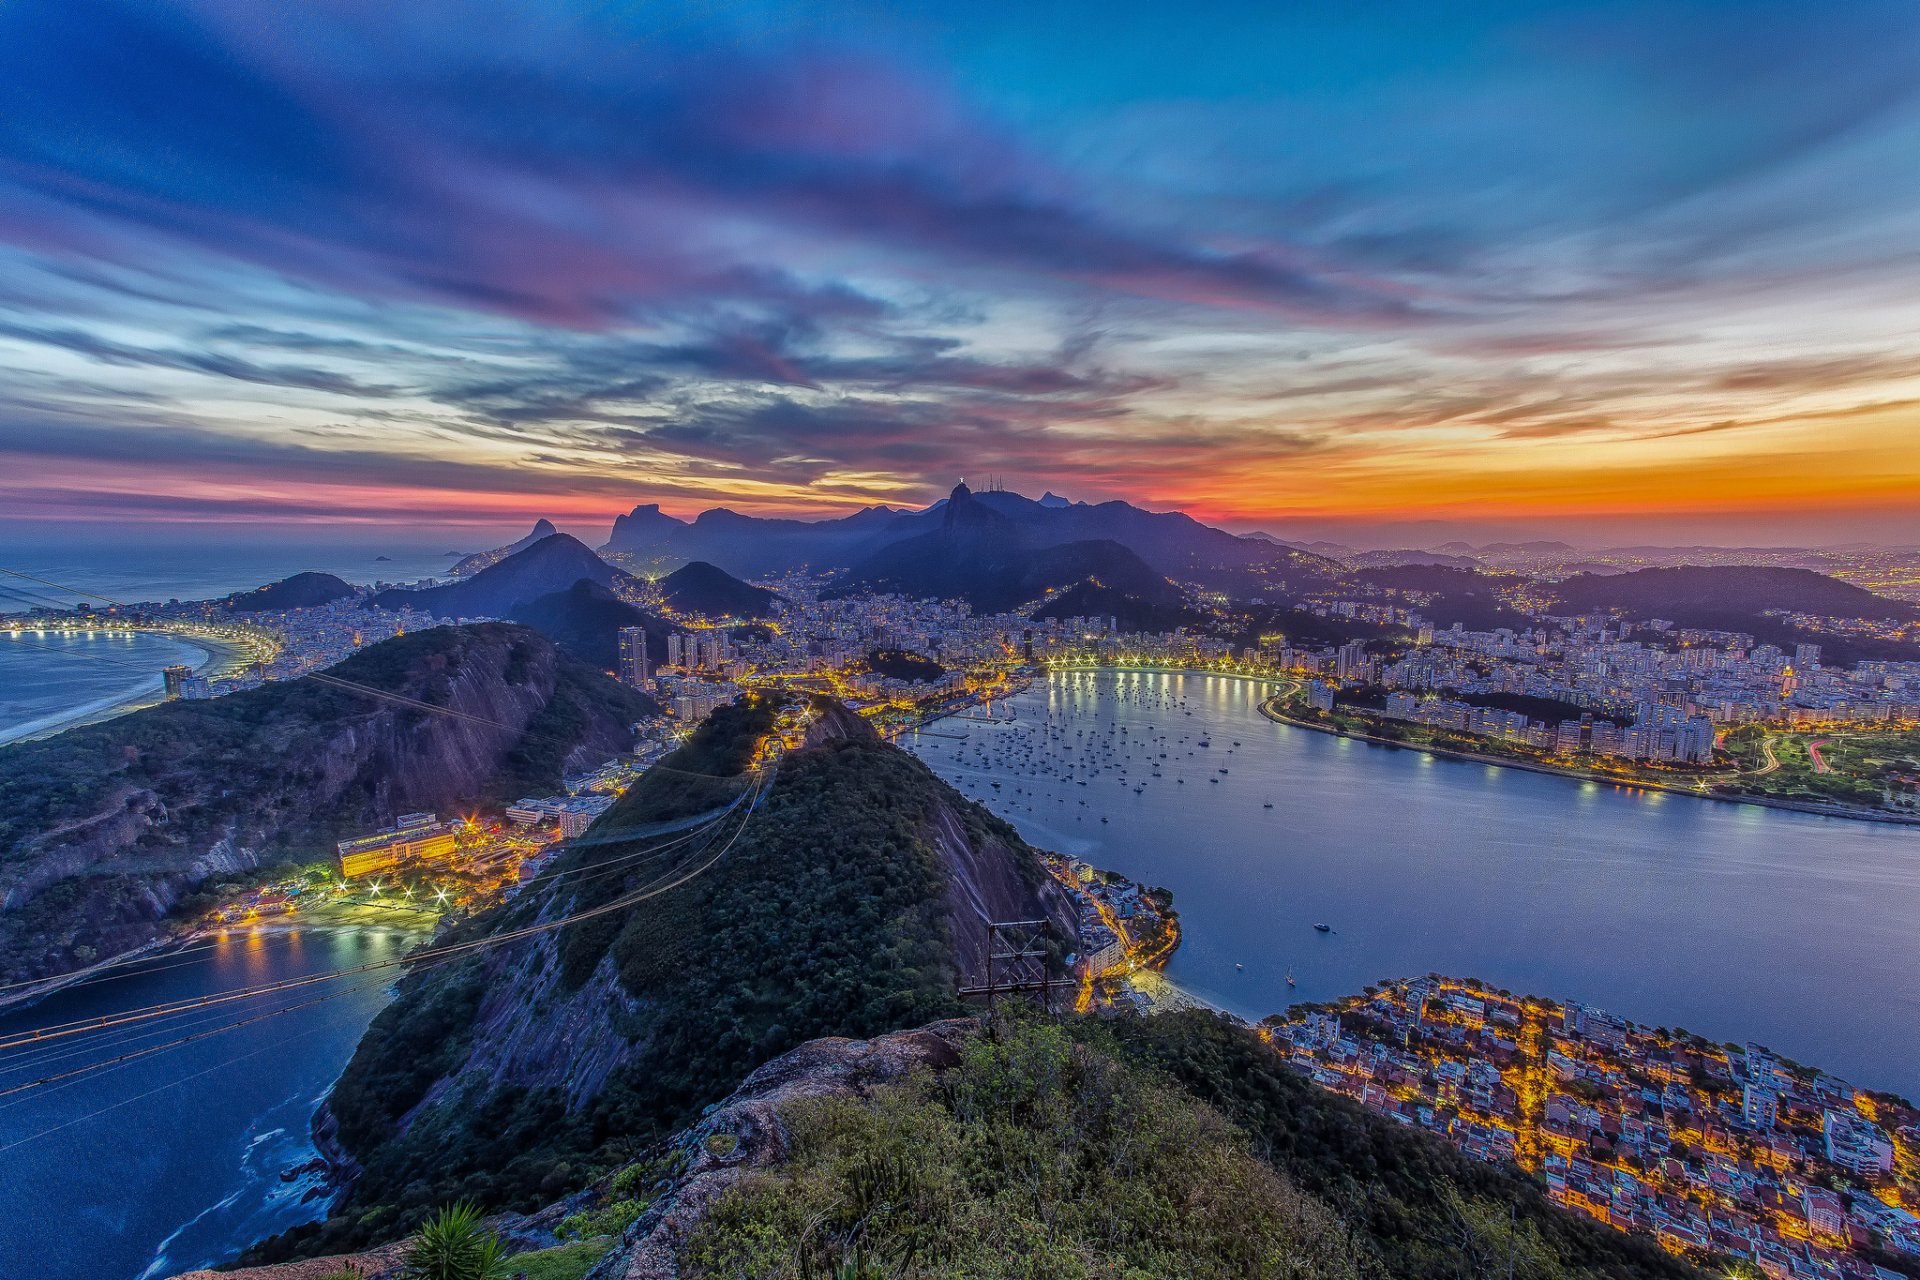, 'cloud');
0,319,401,397
0,0,1414,329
